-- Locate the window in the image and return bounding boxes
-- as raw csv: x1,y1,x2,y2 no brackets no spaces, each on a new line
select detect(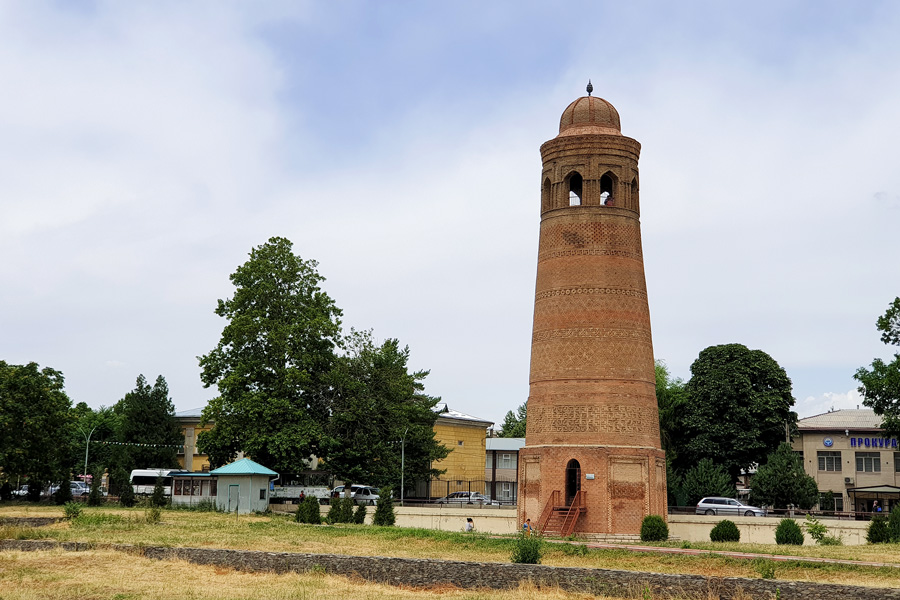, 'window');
817,451,841,472
485,454,493,468
210,480,217,495
500,453,512,468
895,452,900,472
819,492,844,512
567,172,583,206
259,489,266,500
856,452,881,472
458,440,464,446
599,172,614,206
174,480,183,495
